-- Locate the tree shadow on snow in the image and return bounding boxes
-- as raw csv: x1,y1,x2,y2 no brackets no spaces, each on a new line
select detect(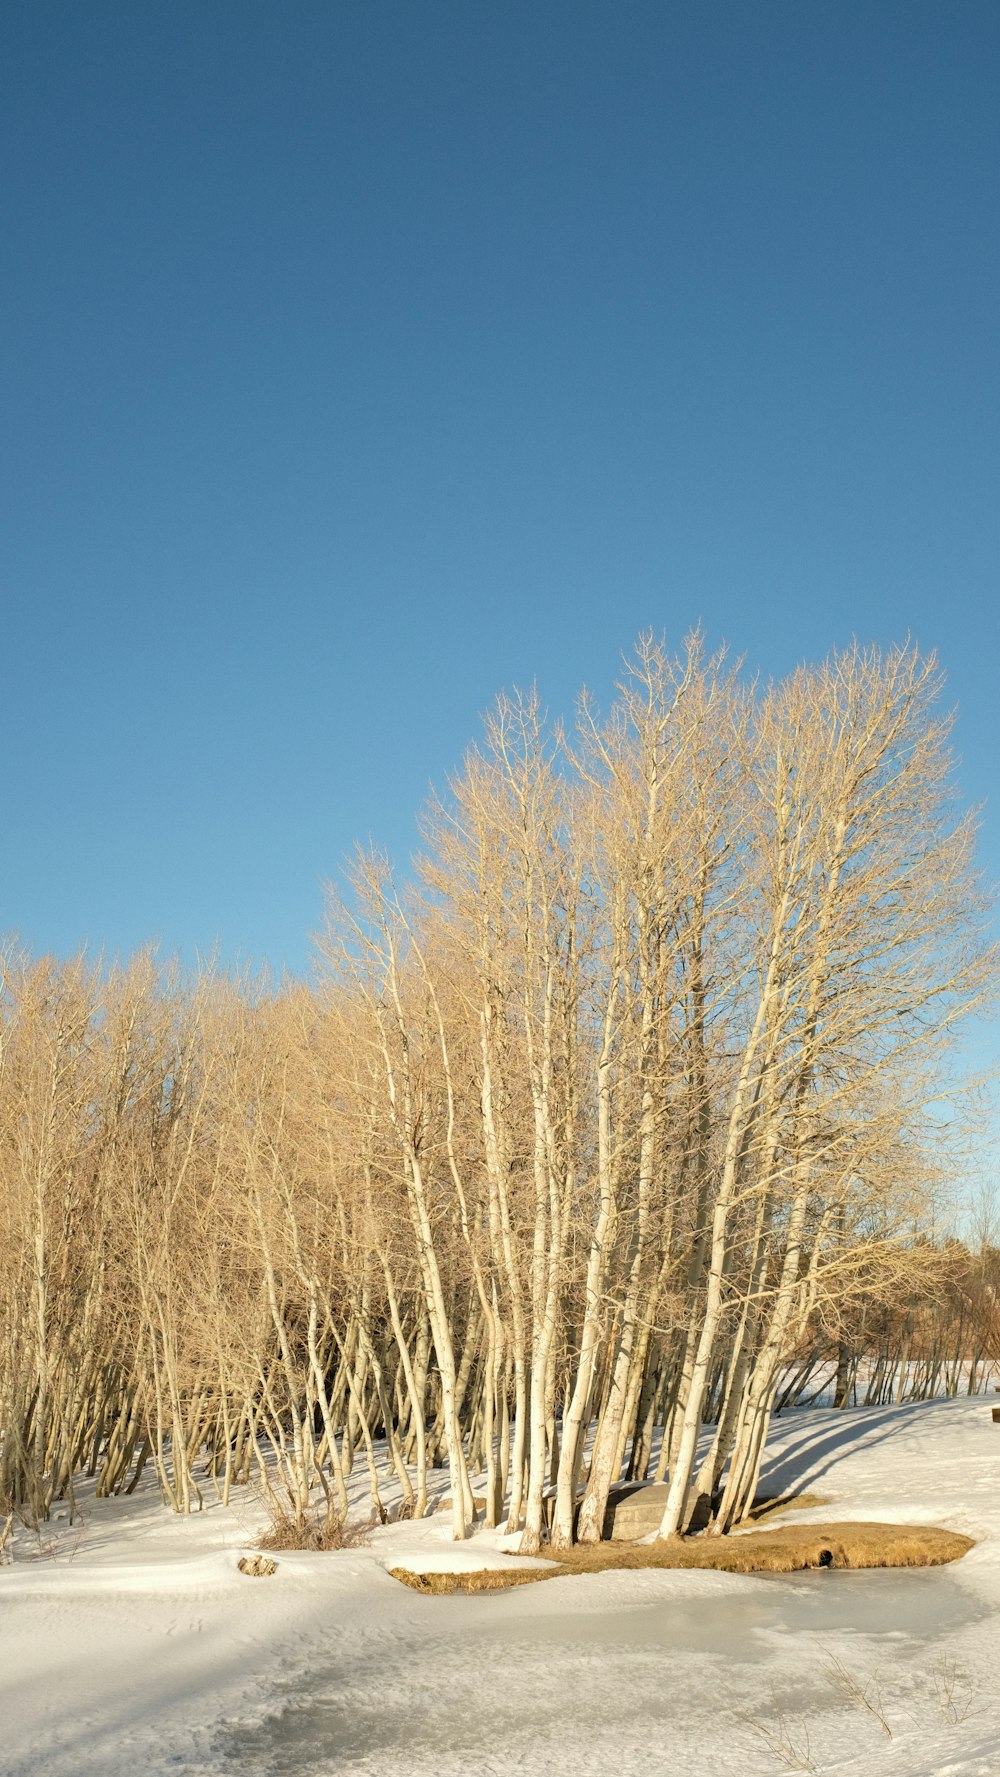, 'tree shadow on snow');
756,1401,937,1499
